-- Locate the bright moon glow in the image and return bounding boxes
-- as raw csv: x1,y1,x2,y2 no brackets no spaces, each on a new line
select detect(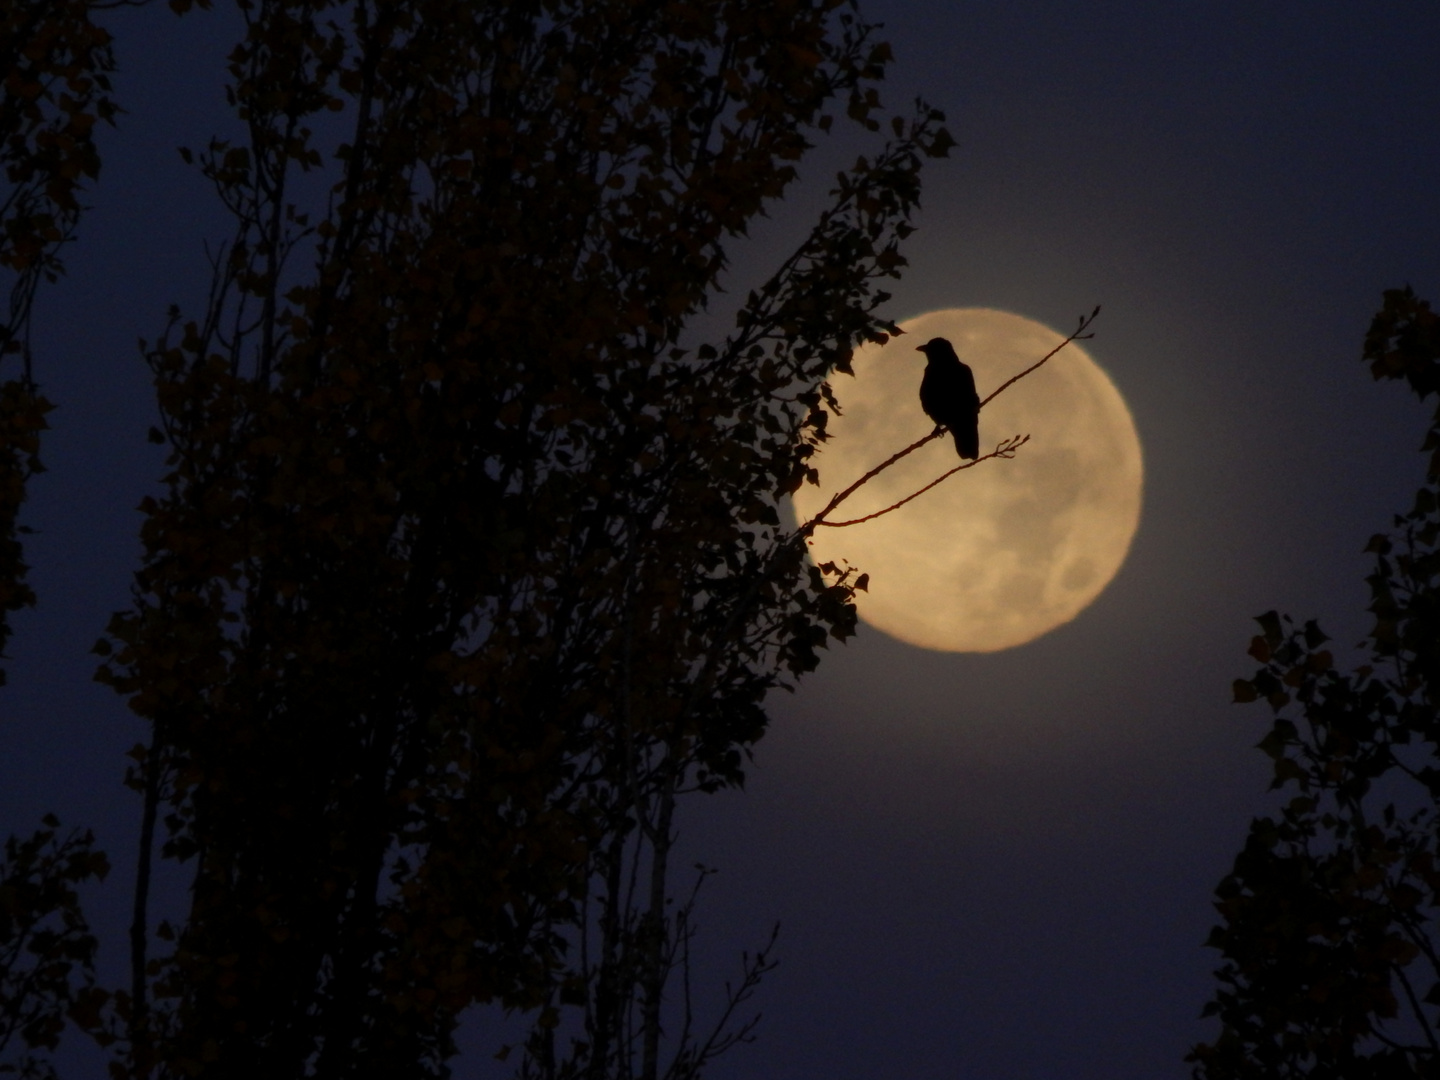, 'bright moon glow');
792,308,1143,653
